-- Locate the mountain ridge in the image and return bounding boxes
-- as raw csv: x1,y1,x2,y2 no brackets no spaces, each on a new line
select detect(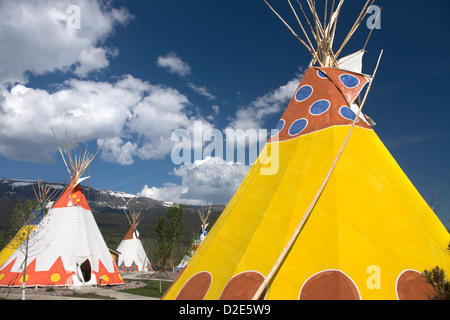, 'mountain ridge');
0,177,225,247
